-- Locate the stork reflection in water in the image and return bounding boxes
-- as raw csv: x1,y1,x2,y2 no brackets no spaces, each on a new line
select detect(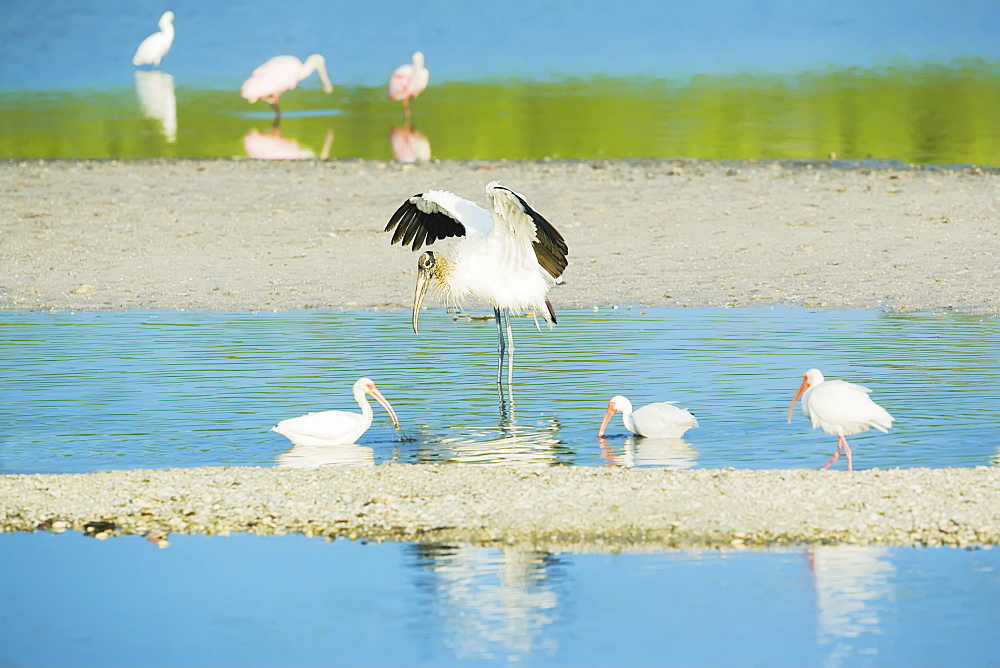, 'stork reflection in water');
385,182,569,403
